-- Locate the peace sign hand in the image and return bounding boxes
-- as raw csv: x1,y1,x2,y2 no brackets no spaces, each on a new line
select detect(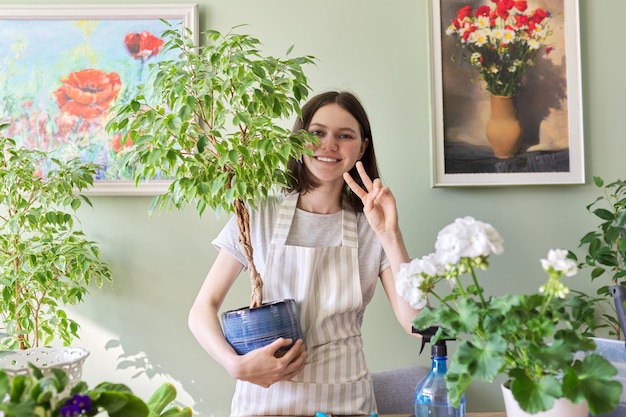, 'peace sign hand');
343,161,400,237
